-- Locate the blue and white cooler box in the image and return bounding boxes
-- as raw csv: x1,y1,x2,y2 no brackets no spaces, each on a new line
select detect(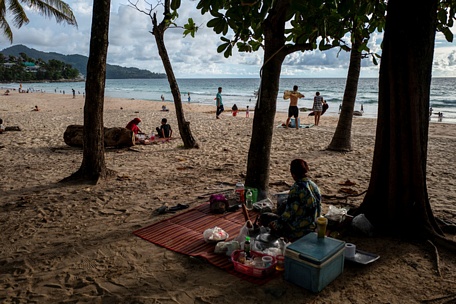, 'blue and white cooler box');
284,232,345,293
